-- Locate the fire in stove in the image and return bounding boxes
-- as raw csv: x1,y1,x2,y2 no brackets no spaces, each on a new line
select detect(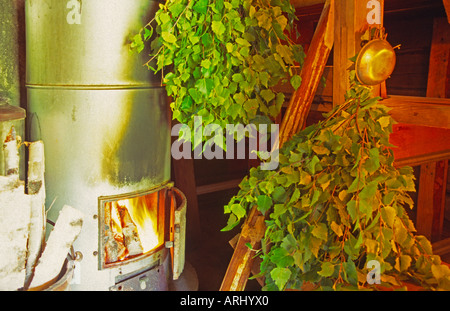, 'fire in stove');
99,188,166,269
